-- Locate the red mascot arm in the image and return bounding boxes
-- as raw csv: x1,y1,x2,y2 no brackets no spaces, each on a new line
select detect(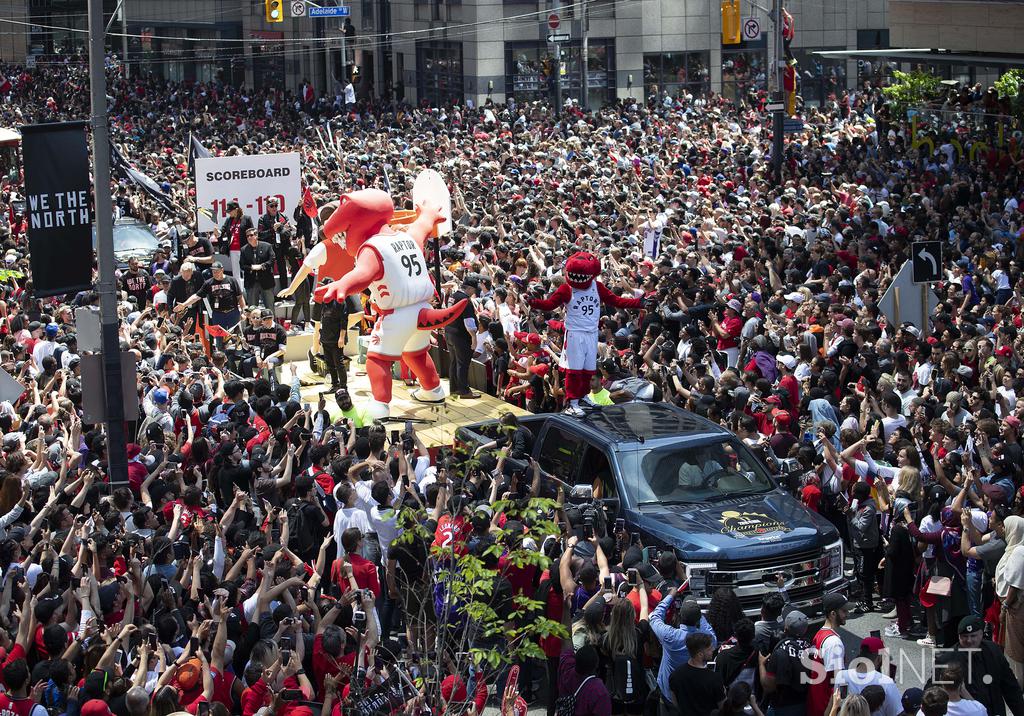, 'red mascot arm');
314,249,384,304
597,282,642,309
405,203,445,251
527,283,573,311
